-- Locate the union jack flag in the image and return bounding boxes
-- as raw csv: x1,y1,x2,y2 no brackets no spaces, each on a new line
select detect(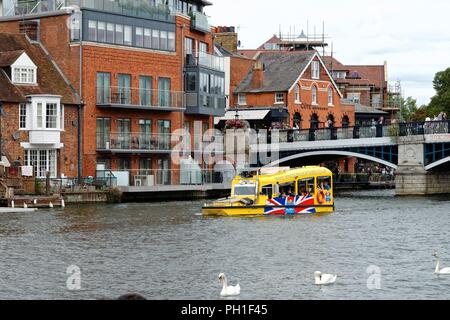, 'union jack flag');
264,195,316,216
